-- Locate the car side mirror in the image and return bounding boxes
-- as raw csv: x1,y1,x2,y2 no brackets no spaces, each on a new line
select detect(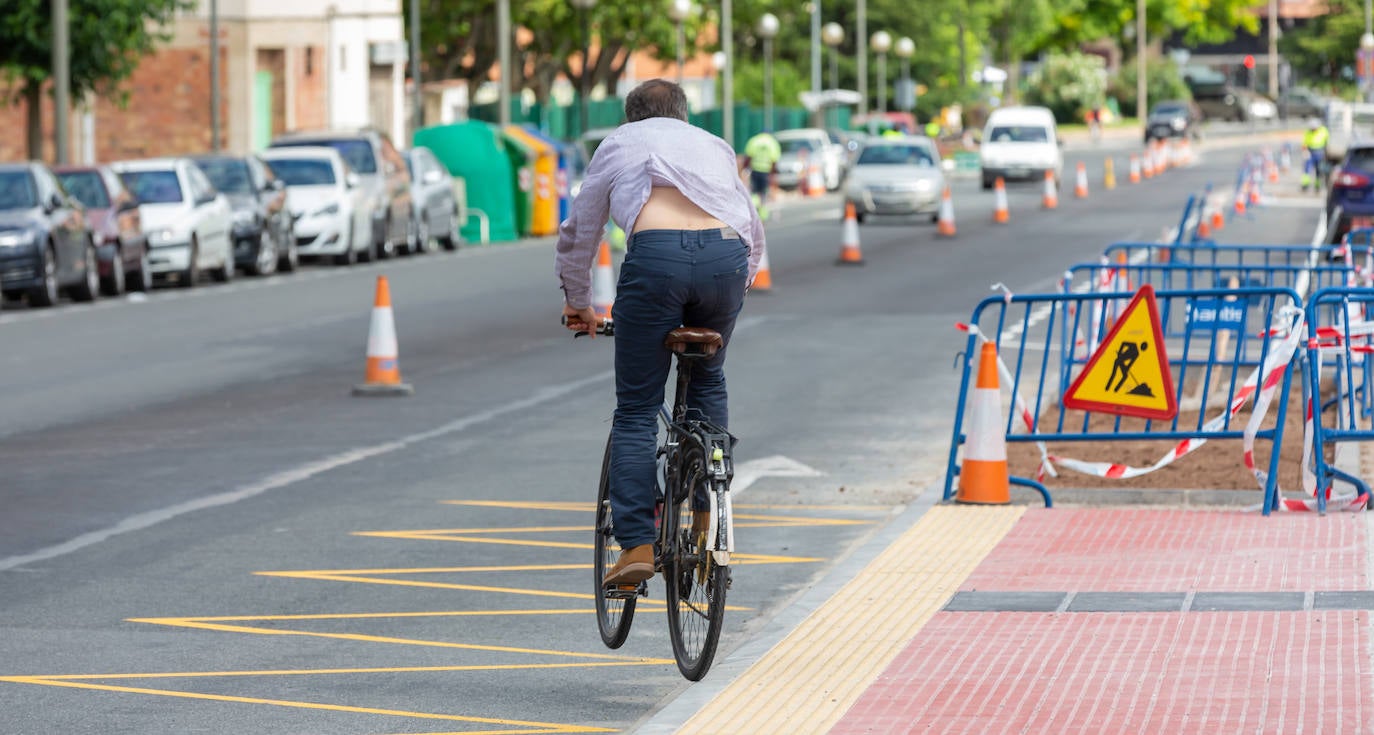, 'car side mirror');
46,192,64,212
345,172,360,189
268,179,285,192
